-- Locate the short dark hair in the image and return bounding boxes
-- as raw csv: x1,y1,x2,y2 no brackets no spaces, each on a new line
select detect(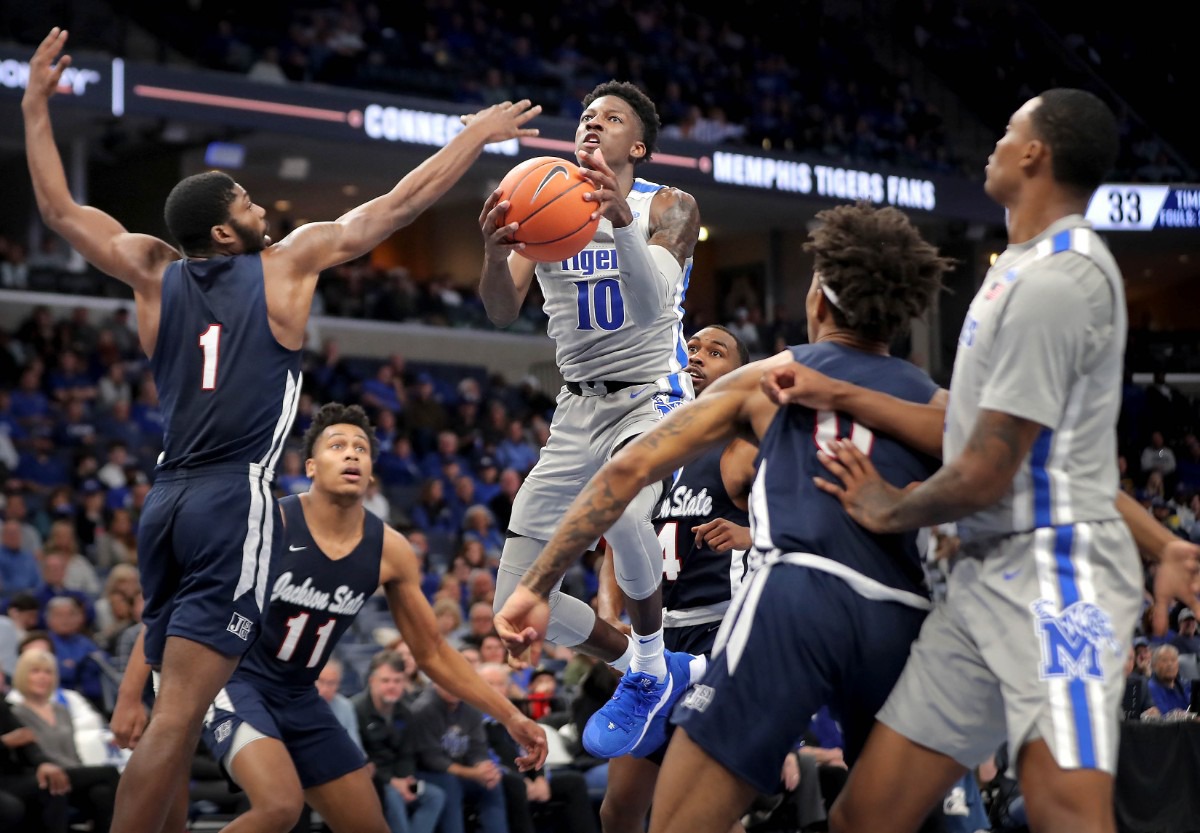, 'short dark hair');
805,202,954,345
19,630,54,654
301,403,379,461
583,80,660,165
163,171,238,256
1030,89,1119,197
698,324,750,366
7,591,38,612
367,650,407,677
